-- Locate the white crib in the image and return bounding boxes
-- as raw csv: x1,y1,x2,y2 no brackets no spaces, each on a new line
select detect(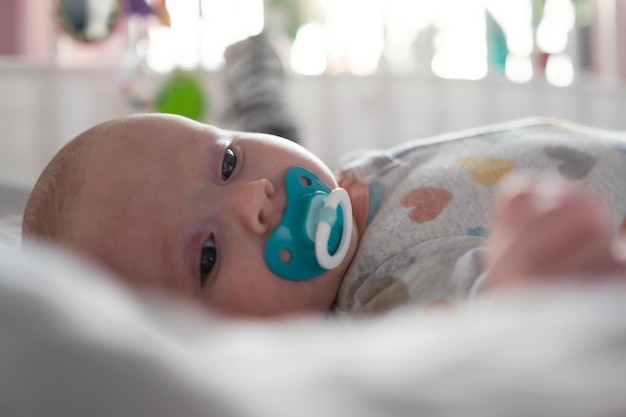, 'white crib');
1,63,625,187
